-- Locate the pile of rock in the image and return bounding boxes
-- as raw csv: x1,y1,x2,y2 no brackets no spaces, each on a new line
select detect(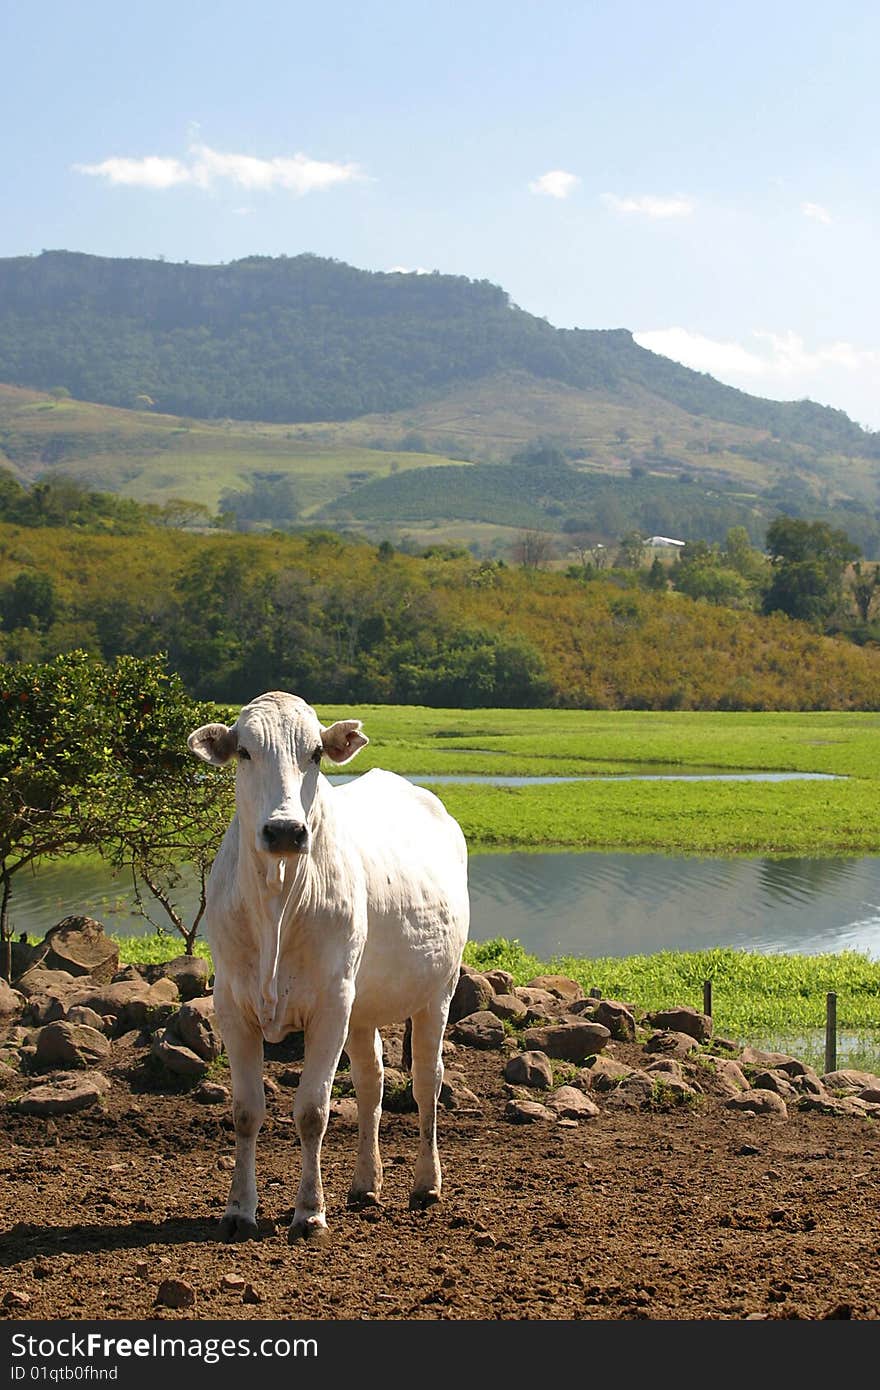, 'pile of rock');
3,928,880,1132
0,918,214,1115
446,962,880,1126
